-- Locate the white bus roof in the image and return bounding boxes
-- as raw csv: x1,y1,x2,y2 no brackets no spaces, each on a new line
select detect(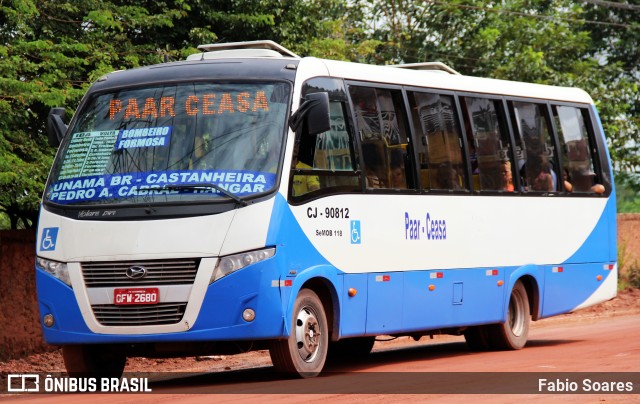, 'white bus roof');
187,40,594,105
307,58,594,105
